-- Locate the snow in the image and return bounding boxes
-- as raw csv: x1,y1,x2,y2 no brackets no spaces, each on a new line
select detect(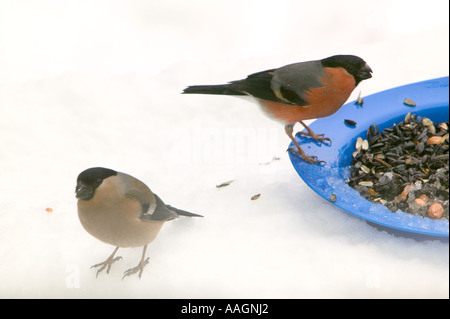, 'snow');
0,0,448,299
